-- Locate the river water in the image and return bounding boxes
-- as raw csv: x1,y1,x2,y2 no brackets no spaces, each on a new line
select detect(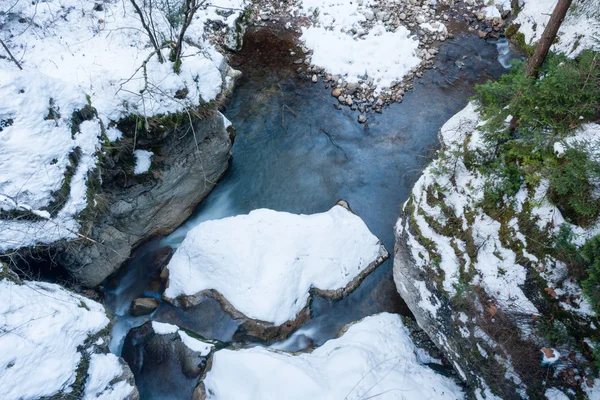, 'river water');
104,27,517,399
